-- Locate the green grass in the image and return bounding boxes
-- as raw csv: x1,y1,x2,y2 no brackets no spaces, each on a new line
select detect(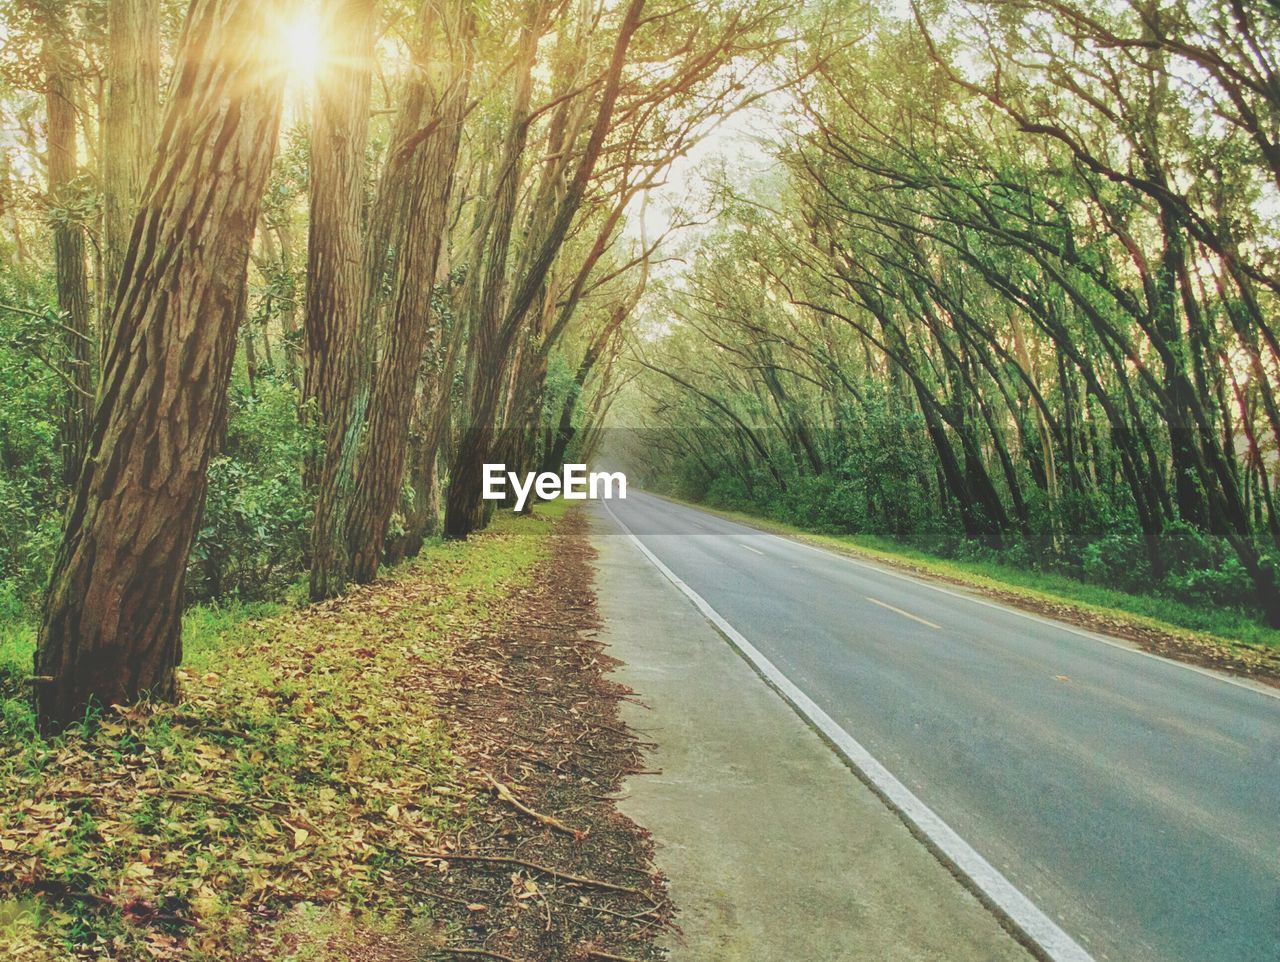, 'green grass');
0,507,566,961
675,497,1280,654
